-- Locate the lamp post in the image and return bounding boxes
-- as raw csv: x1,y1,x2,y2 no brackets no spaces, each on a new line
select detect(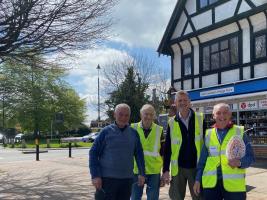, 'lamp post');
96,64,101,122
